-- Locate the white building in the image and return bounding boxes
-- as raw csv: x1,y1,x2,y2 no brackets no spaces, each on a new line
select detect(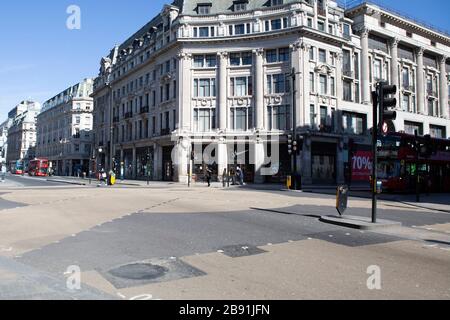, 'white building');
0,119,11,164
92,0,450,185
6,100,42,167
36,79,94,176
